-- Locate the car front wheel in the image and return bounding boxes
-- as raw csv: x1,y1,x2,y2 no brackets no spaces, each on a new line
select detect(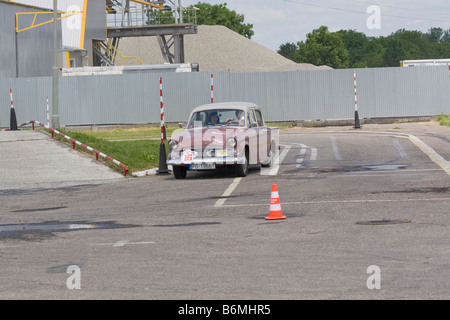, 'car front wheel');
173,166,187,179
235,148,249,177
